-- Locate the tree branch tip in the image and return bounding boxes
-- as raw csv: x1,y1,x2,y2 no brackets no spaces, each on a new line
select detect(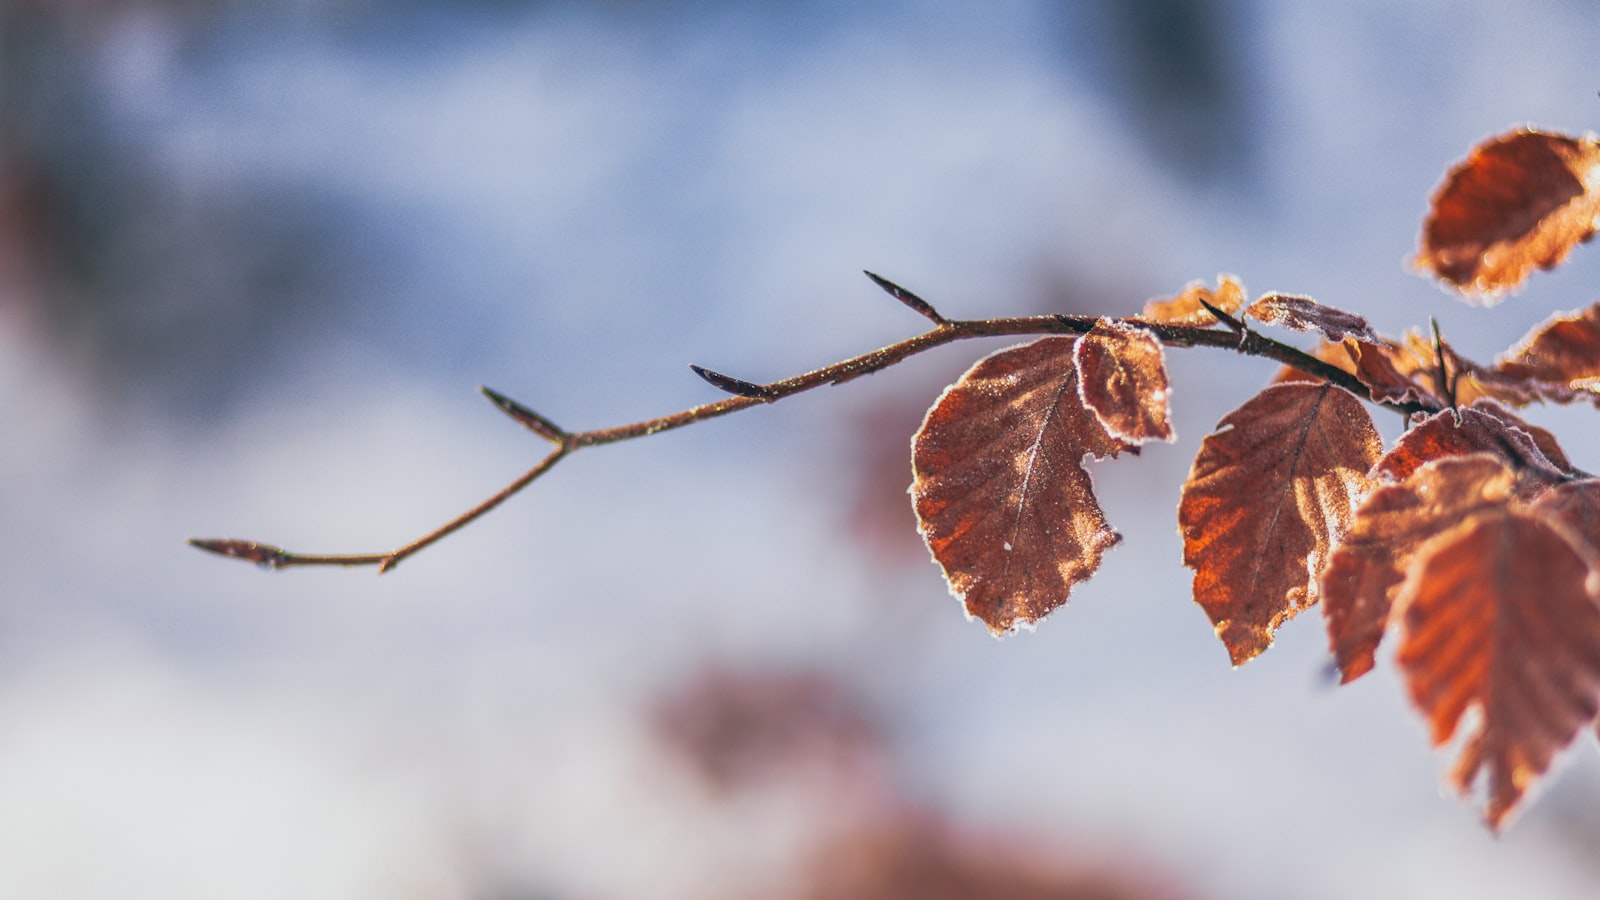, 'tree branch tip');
862,270,948,324
479,385,567,443
689,364,776,400
189,537,291,570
